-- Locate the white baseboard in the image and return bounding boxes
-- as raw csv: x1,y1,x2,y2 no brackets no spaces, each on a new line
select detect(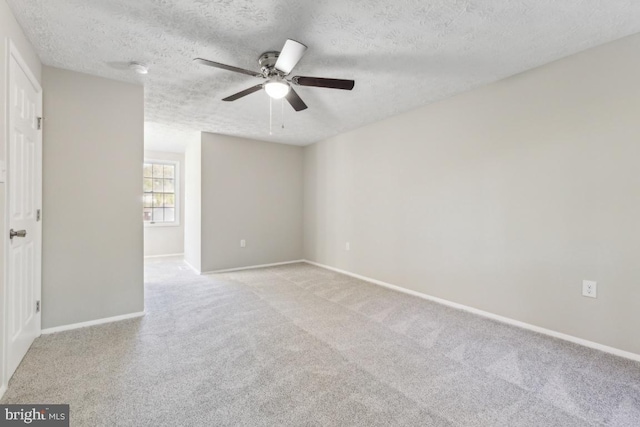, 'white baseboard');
144,253,184,259
41,311,145,335
303,260,640,362
202,259,305,274
183,259,201,275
